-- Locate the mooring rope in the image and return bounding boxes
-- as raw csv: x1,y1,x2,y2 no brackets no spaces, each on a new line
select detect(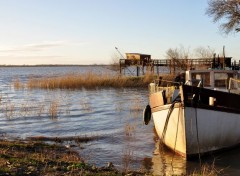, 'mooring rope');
161,101,177,143
195,107,202,166
171,102,182,172
191,85,202,166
